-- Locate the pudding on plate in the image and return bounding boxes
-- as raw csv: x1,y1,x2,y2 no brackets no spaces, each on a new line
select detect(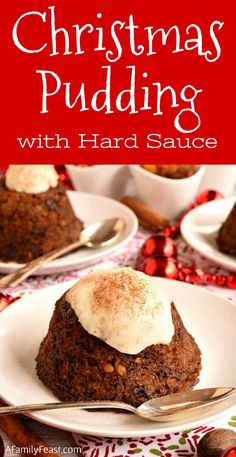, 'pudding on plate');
36,267,201,407
217,201,236,256
0,165,83,263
